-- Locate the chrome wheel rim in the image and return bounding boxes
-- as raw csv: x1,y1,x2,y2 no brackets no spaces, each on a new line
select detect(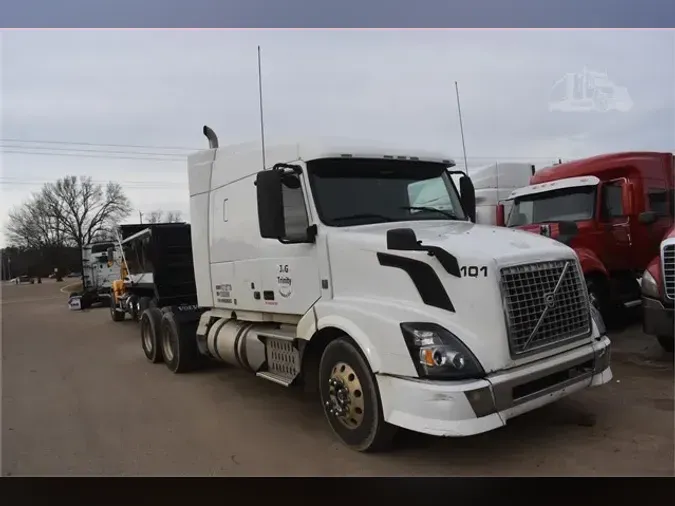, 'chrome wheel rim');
142,321,153,352
325,361,365,429
162,327,175,362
